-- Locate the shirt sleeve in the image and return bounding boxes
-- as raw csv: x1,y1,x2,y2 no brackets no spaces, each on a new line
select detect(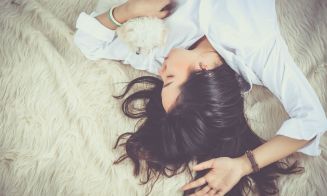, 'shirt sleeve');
245,35,327,156
73,12,162,74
